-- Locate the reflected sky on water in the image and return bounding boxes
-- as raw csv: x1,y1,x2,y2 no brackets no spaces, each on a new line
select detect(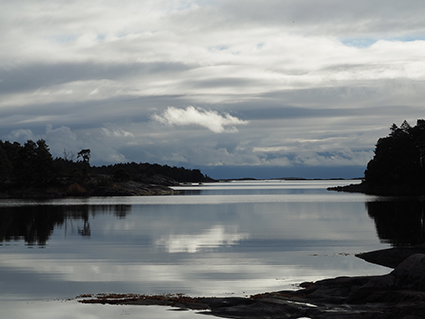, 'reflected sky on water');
1,180,423,318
